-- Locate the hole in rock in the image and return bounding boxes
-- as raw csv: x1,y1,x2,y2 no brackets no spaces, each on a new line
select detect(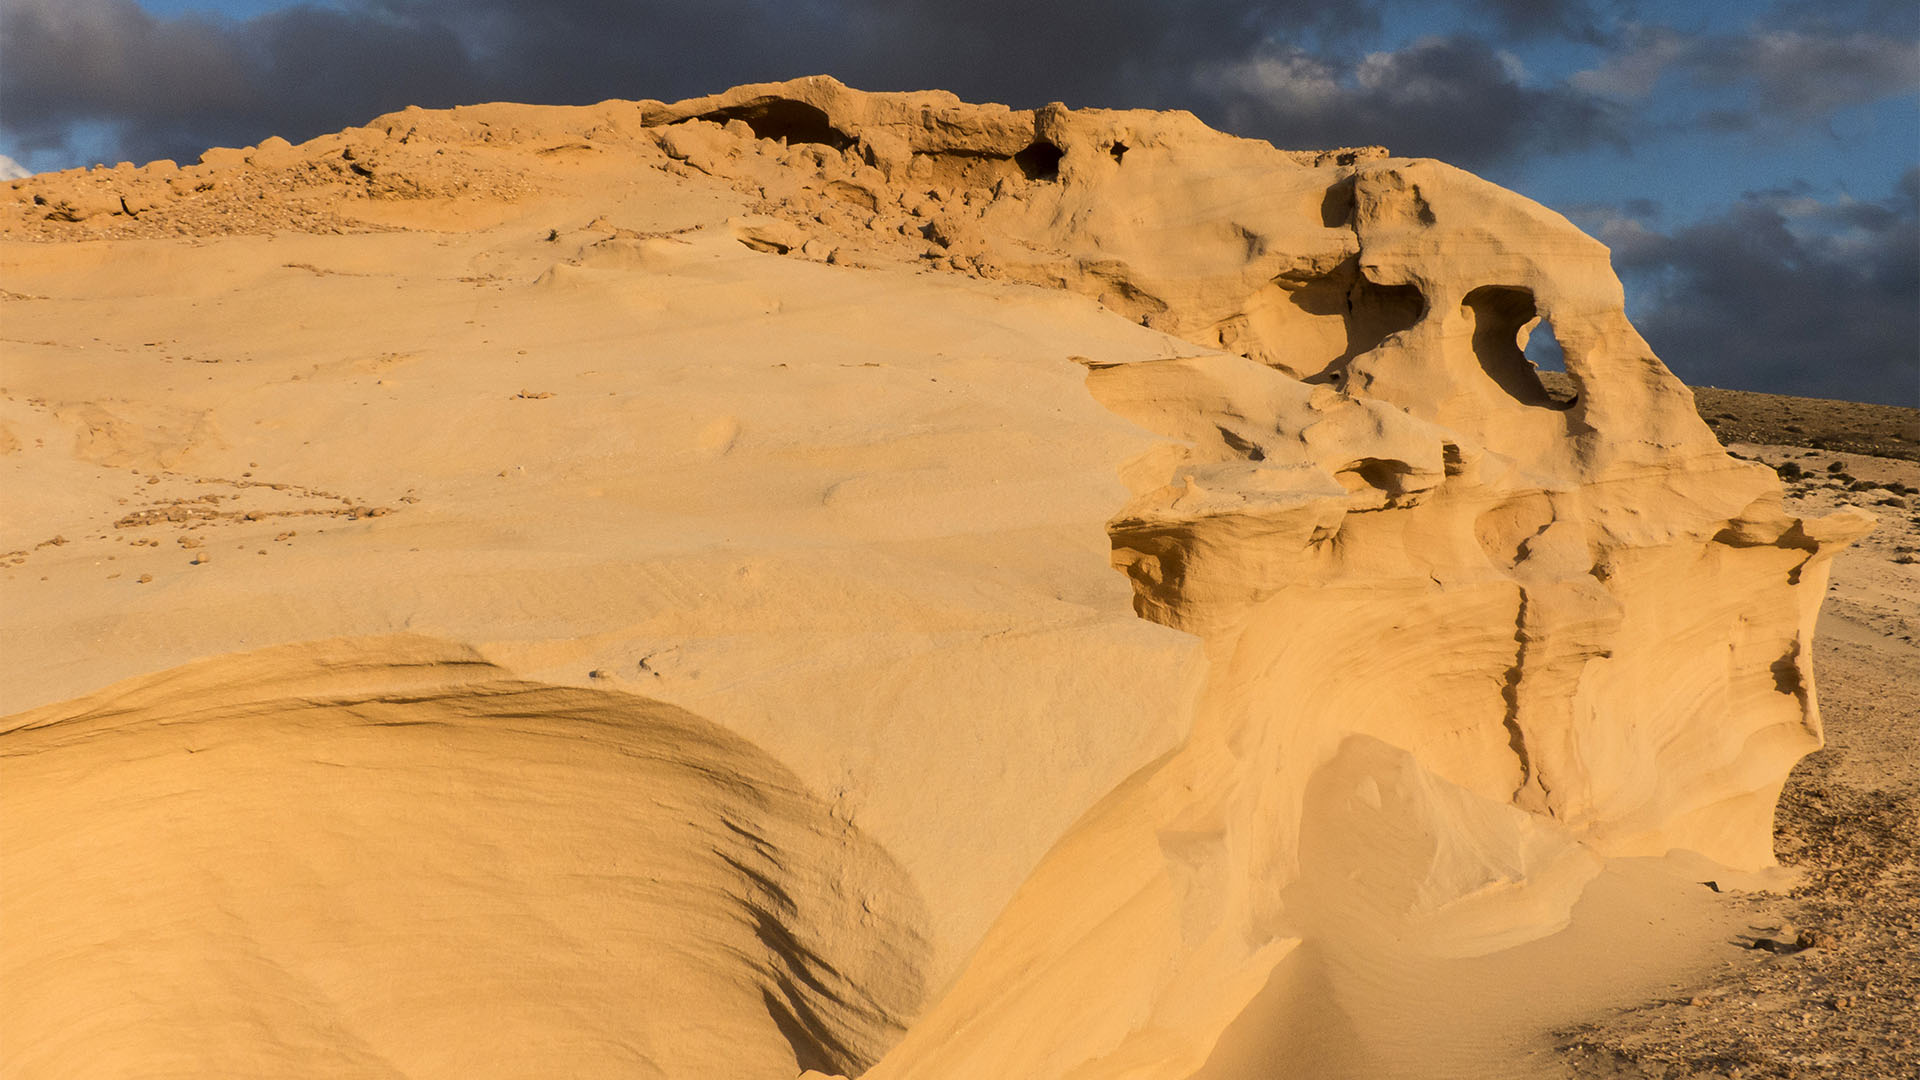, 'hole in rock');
1461,285,1575,411
1524,318,1565,372
1228,256,1424,381
692,100,853,150
1320,177,1355,228
1522,314,1581,408
1345,278,1425,362
1015,139,1065,181
1110,142,1129,163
